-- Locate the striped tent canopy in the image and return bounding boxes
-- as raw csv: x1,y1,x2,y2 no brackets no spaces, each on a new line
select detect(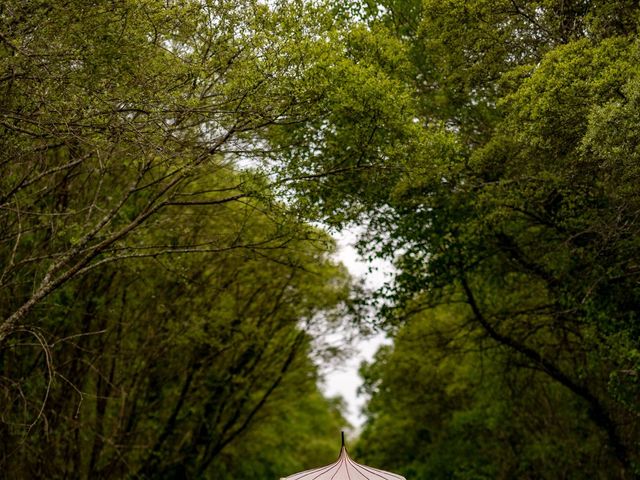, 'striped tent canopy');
280,434,406,480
